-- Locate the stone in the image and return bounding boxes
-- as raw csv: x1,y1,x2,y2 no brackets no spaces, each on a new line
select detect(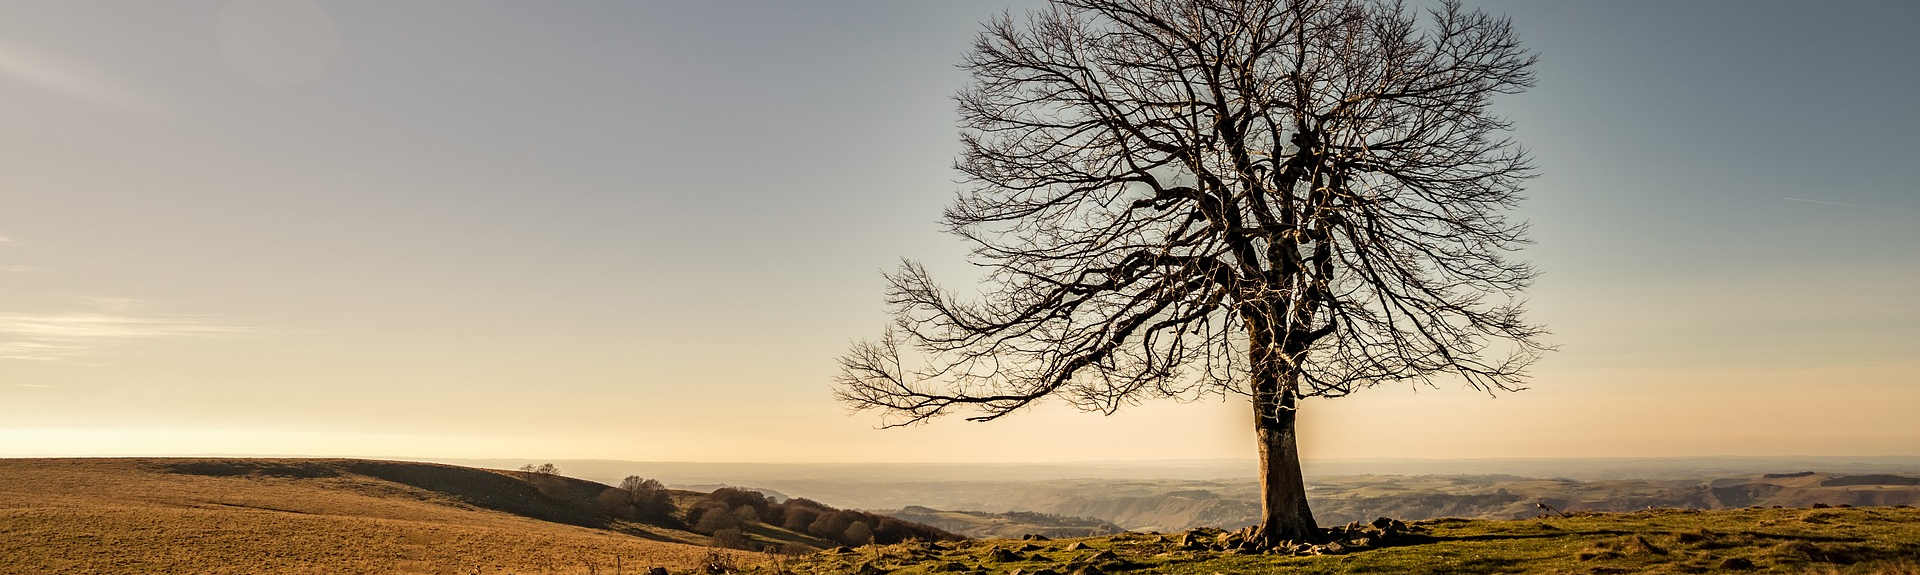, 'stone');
984,547,1023,562
1088,550,1119,562
932,561,971,572
1016,543,1043,552
1214,531,1244,548
1023,534,1052,541
1178,531,1206,549
647,568,669,575
1064,541,1087,551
